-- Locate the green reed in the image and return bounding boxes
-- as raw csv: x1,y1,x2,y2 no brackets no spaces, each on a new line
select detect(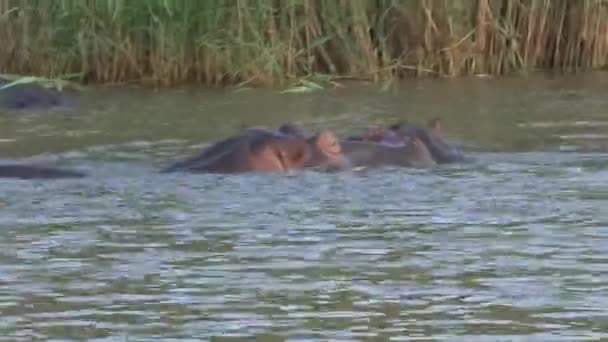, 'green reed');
1,0,607,87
